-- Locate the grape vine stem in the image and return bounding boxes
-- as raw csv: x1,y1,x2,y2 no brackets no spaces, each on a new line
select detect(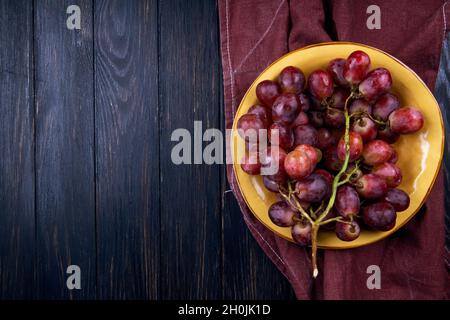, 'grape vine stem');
277,92,356,279
283,182,314,224
351,111,386,126
310,92,355,278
